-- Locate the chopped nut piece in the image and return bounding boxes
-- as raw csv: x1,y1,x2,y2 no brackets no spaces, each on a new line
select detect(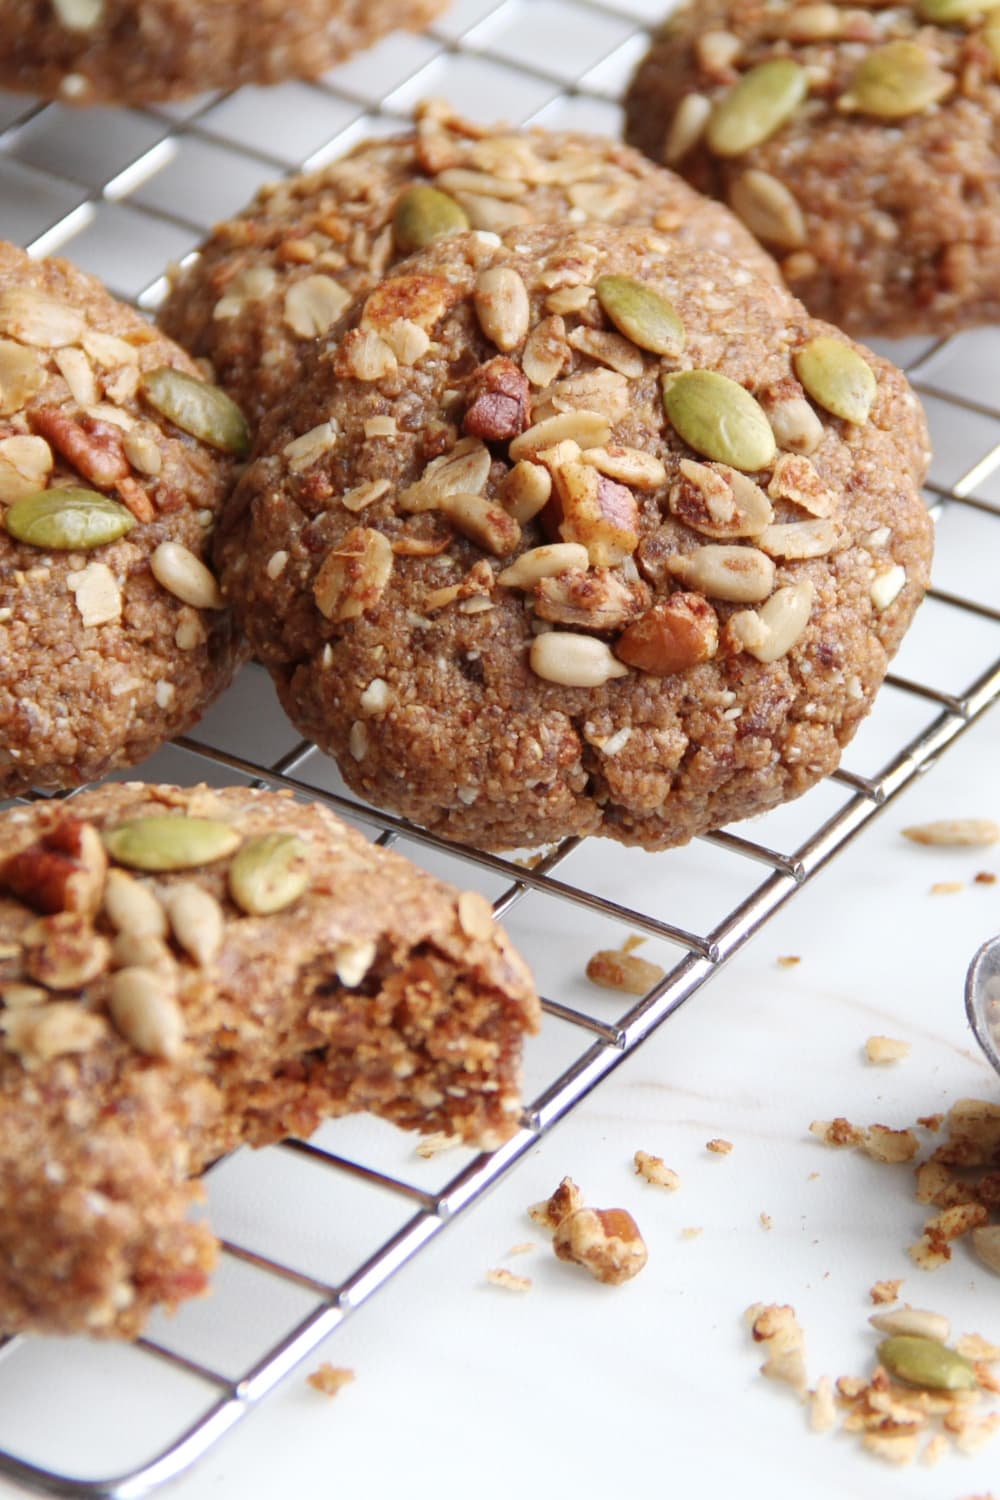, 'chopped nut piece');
634,1152,680,1191
1,818,107,916
553,1207,648,1286
306,1364,355,1398
528,1176,584,1231
585,949,665,996
614,593,719,675
486,1268,532,1293
865,1035,911,1065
